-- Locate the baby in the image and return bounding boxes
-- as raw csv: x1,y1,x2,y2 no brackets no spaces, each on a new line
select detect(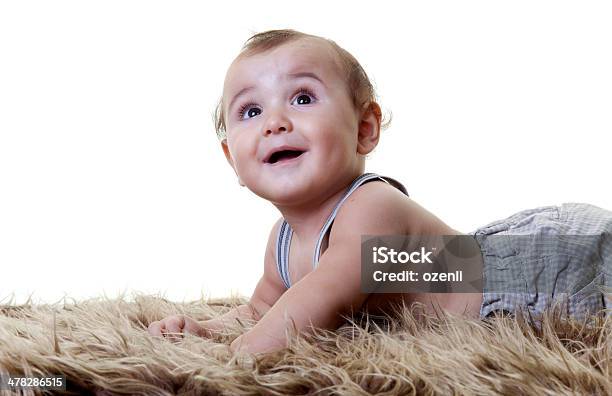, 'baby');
148,29,612,354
